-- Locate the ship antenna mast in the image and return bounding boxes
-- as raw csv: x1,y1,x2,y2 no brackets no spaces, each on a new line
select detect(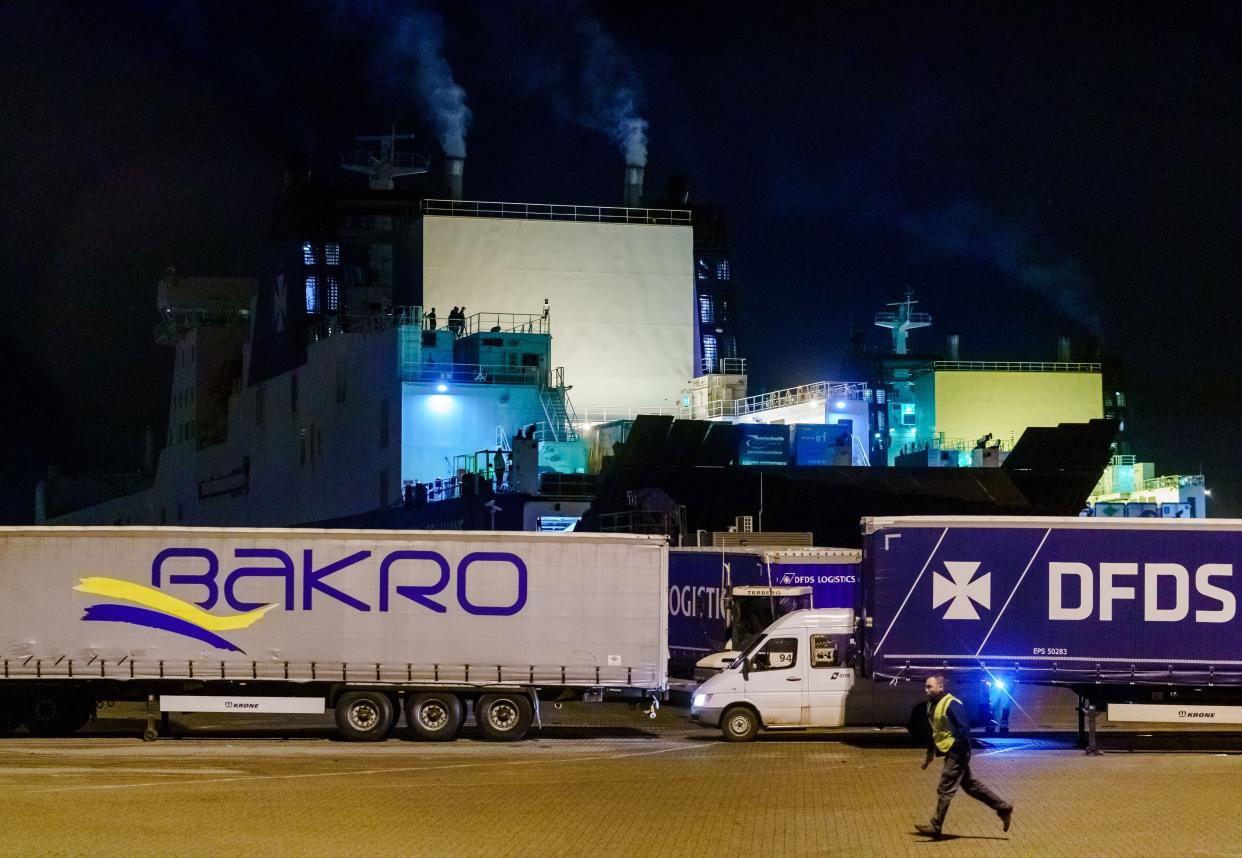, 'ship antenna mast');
874,288,932,355
341,124,429,190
